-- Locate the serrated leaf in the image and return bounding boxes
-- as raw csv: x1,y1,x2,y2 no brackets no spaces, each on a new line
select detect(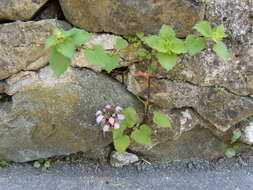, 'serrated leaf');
185,35,206,56
56,38,76,59
84,45,120,72
193,21,213,38
45,34,59,49
143,35,160,50
34,161,41,168
156,53,177,70
84,45,105,67
213,41,229,63
170,38,187,54
120,107,139,128
106,54,120,73
153,111,171,128
160,25,176,39
131,124,152,146
136,32,144,39
71,28,93,46
231,129,241,144
114,135,130,153
114,38,129,50
225,148,236,158
212,25,227,42
49,48,71,77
